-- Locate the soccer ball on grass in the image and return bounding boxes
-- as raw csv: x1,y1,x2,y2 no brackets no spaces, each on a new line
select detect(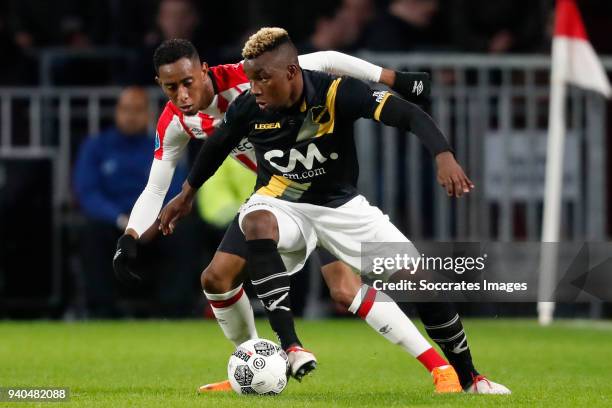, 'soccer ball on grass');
227,338,289,395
